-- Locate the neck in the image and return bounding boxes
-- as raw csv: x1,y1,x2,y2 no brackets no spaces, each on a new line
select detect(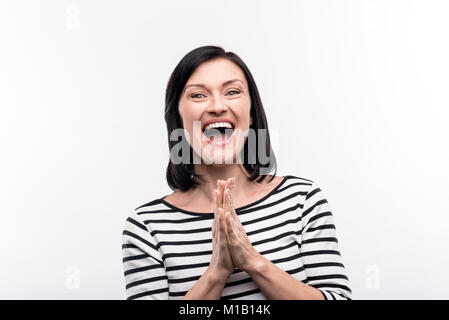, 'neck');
190,163,256,205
